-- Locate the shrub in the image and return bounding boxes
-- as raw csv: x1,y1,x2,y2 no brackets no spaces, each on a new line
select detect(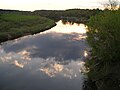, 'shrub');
86,10,120,89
